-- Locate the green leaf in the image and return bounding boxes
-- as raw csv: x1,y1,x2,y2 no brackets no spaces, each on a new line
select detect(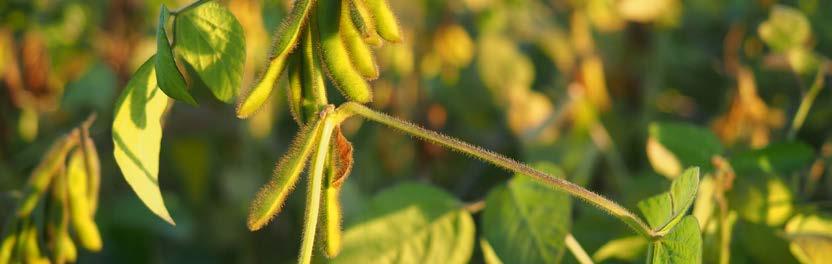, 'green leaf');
736,220,799,263
481,162,572,264
730,142,814,175
334,183,475,264
112,56,175,225
758,5,810,53
728,142,811,226
646,216,702,264
155,5,196,105
592,235,647,263
638,167,699,233
647,122,722,178
174,1,245,103
785,213,832,264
